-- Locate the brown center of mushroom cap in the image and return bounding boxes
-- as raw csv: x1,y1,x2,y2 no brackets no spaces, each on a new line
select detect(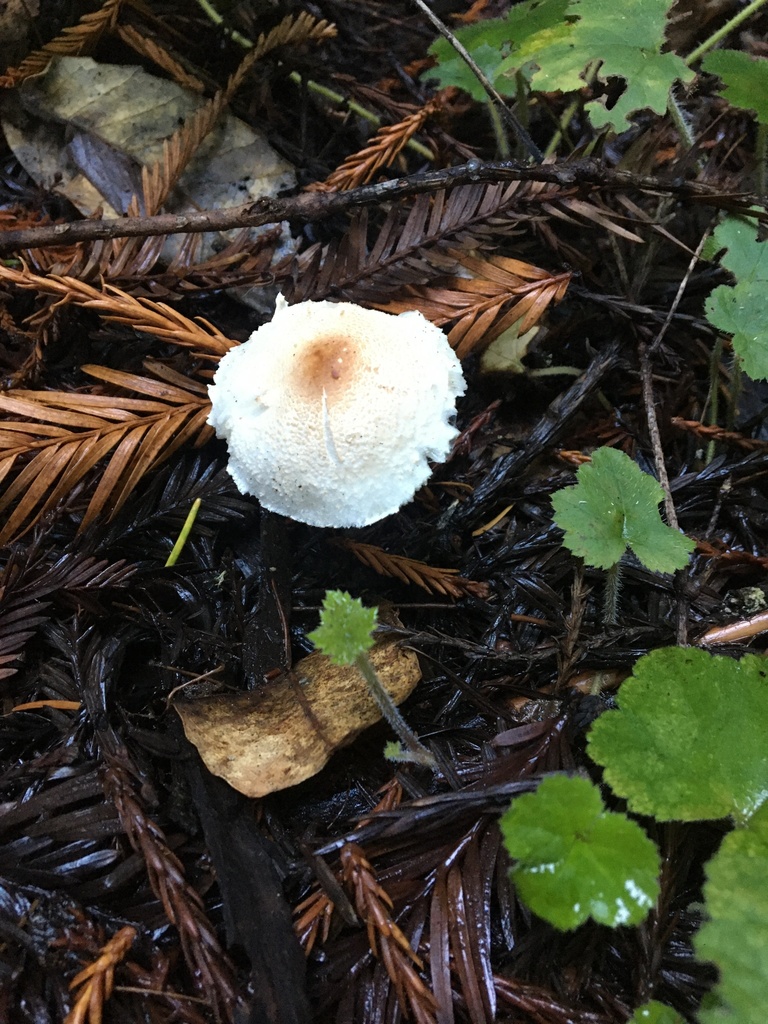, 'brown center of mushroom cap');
293,335,361,402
